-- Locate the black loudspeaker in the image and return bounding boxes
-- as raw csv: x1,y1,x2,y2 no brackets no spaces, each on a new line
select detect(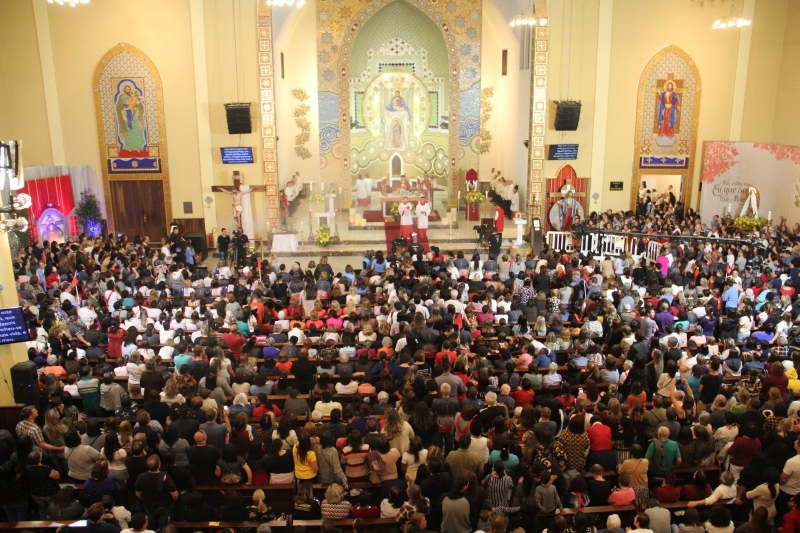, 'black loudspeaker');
531,218,544,255
225,104,252,134
554,101,582,131
11,361,40,405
